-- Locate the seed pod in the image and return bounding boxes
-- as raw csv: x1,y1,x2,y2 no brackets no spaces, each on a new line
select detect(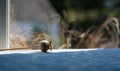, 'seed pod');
40,40,53,52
